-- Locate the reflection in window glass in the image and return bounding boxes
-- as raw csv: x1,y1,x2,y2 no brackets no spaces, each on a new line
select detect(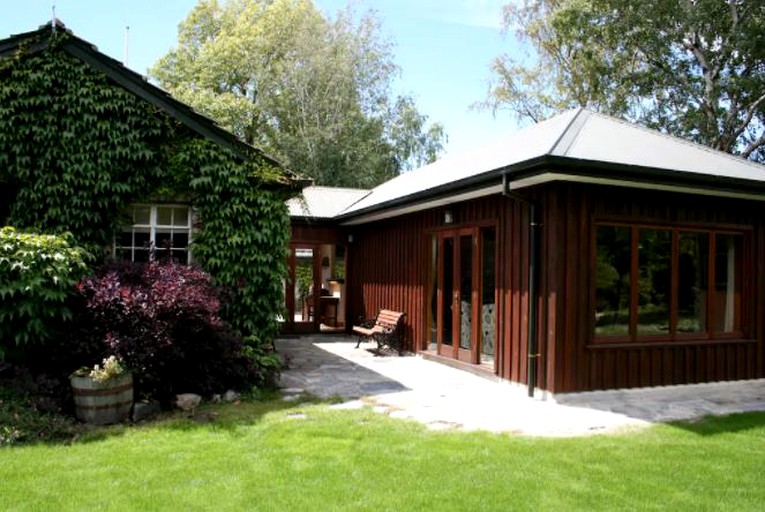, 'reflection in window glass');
157,206,173,226
117,205,192,264
714,234,742,332
637,230,671,335
595,226,631,336
133,205,151,225
677,232,708,333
